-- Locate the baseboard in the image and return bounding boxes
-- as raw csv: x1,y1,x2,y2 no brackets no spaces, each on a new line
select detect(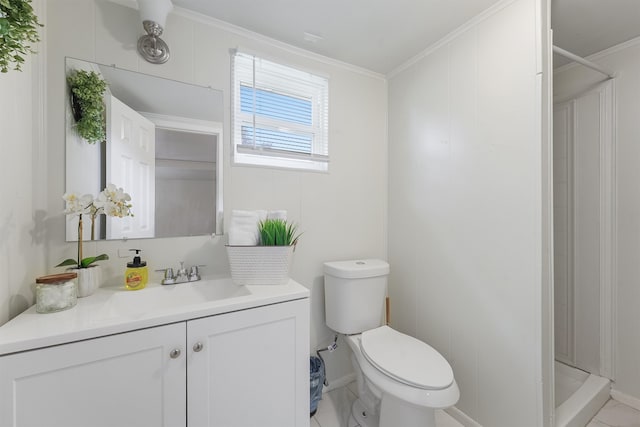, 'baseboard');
445,406,482,427
323,373,357,394
610,389,640,411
